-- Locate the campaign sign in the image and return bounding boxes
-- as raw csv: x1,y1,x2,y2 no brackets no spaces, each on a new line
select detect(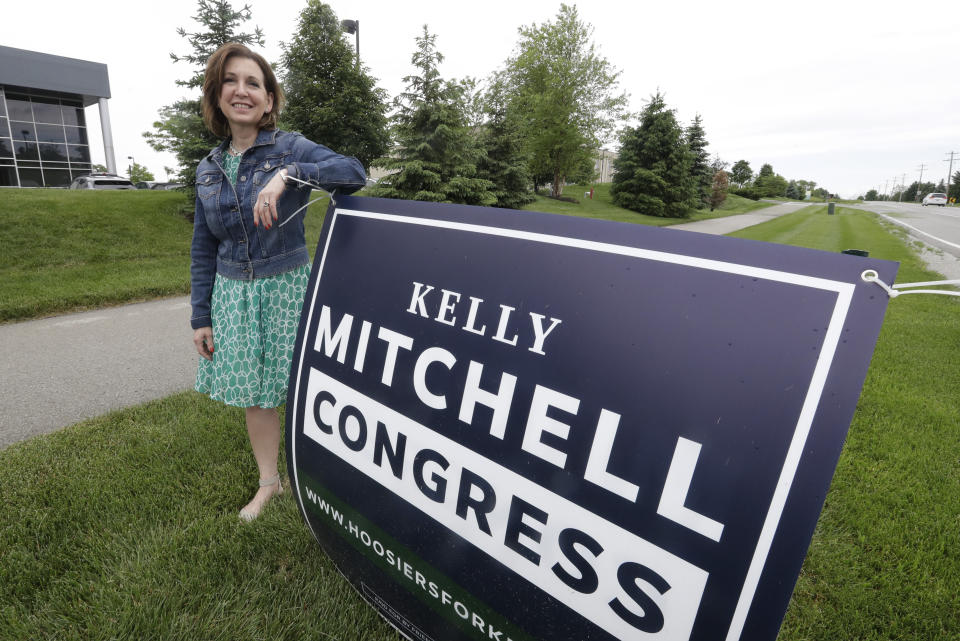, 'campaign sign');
285,195,897,641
